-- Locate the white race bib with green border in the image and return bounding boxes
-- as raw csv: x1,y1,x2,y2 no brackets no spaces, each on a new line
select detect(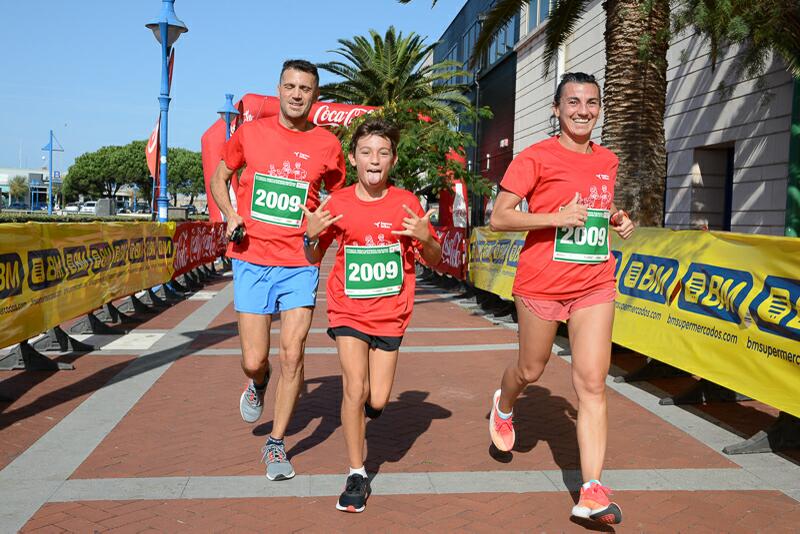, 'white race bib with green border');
344,243,403,299
250,172,309,228
553,208,610,263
